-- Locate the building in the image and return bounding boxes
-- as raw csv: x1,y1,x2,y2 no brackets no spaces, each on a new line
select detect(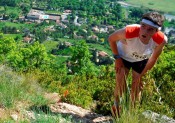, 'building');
26,9,60,22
